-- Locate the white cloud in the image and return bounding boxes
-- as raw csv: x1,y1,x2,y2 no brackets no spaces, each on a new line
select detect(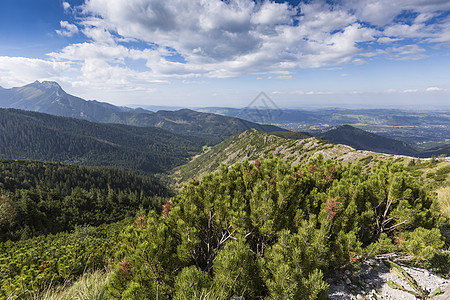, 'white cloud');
63,1,71,11
42,0,449,81
274,75,292,80
426,86,445,92
251,1,295,26
56,21,79,37
377,44,427,60
402,89,418,93
56,0,378,79
377,37,402,44
306,91,334,95
291,90,305,95
2,0,450,94
342,0,450,26
0,57,70,88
